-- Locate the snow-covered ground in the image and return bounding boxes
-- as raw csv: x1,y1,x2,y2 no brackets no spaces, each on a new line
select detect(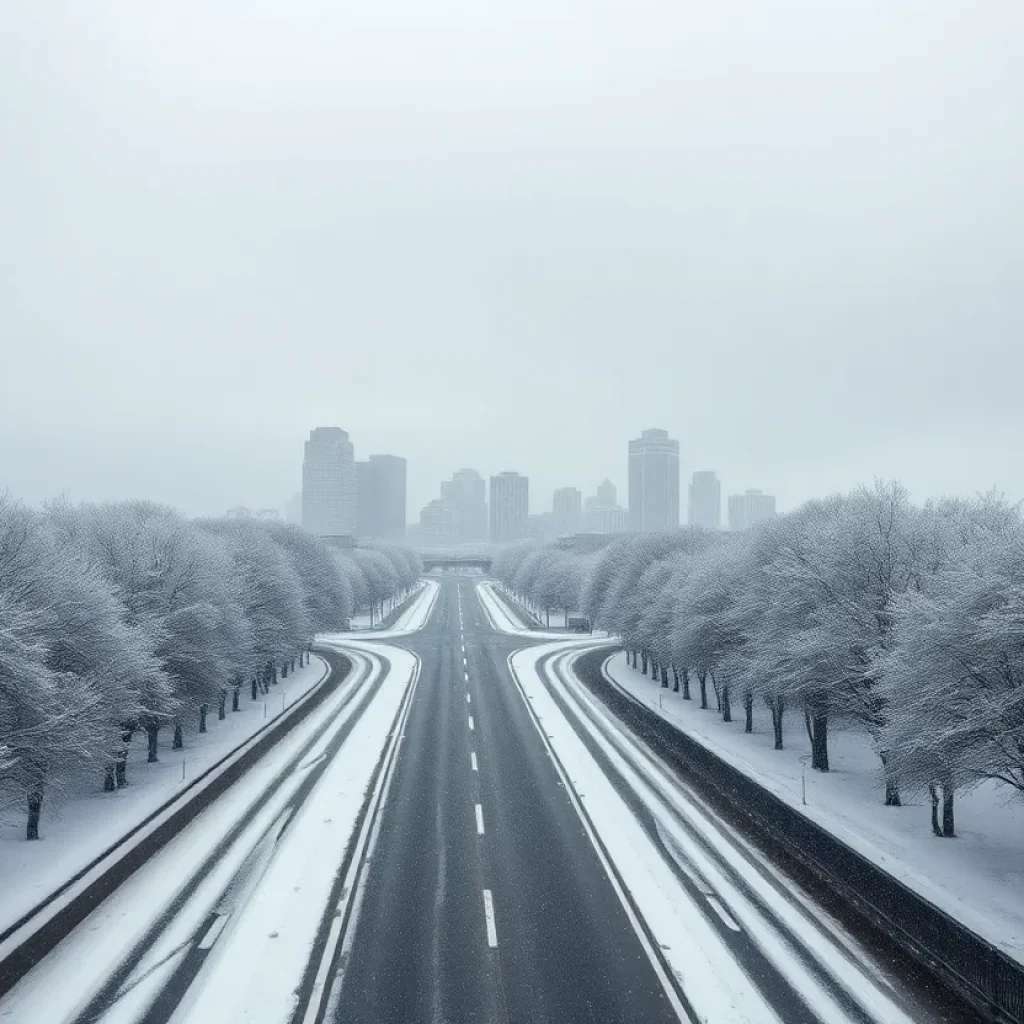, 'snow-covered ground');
605,651,1024,965
0,655,331,938
508,641,922,1024
476,581,601,640
347,582,427,630
0,647,414,1023
321,578,439,643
